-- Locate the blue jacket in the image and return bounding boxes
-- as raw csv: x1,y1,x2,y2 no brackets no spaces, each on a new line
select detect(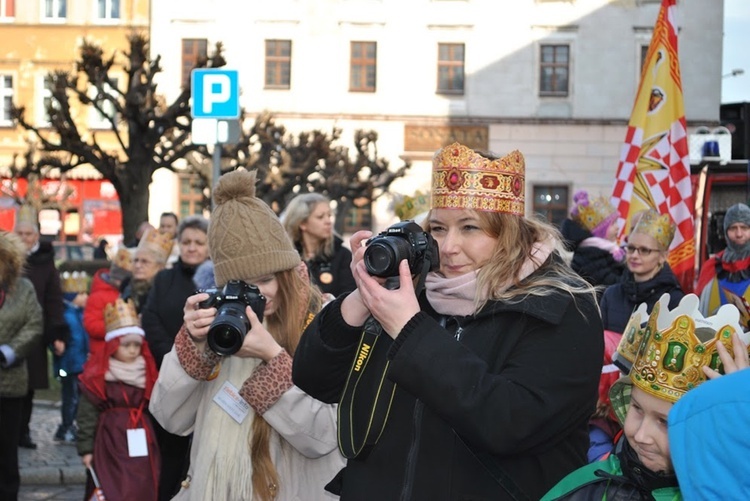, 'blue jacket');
54,300,89,376
668,368,750,500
